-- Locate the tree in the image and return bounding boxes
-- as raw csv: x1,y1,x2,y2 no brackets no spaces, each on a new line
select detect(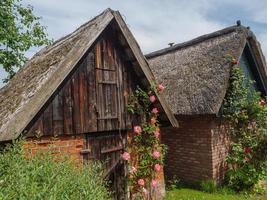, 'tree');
0,0,51,82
